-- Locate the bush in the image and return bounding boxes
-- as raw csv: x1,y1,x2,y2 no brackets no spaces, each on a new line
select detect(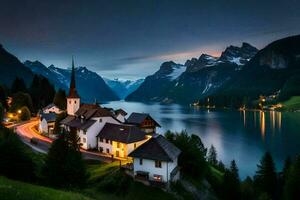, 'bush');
0,127,36,182
97,170,131,195
19,106,31,121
